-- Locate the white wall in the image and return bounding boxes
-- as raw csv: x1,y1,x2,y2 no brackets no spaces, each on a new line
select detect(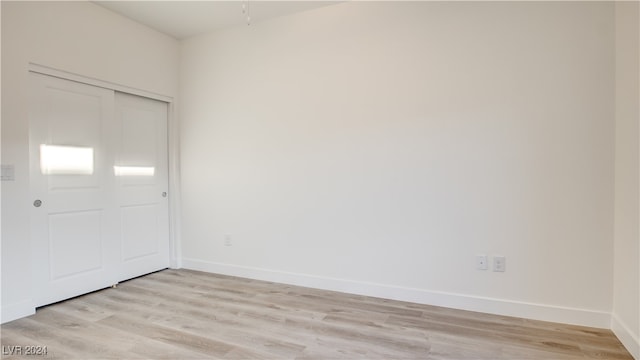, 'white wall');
613,2,640,358
180,2,616,327
1,1,179,323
